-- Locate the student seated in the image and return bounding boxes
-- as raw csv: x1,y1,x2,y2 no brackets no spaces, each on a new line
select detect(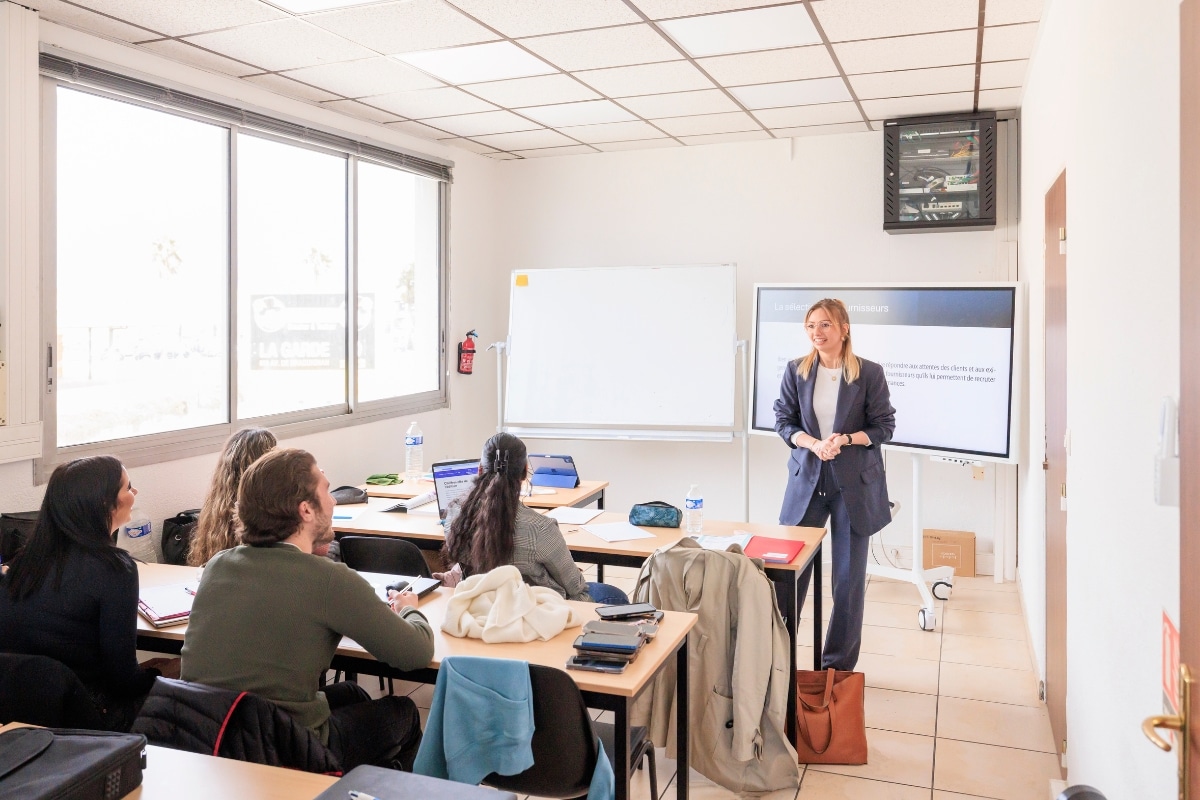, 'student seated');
0,456,159,731
187,427,277,567
181,448,433,771
435,433,629,605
